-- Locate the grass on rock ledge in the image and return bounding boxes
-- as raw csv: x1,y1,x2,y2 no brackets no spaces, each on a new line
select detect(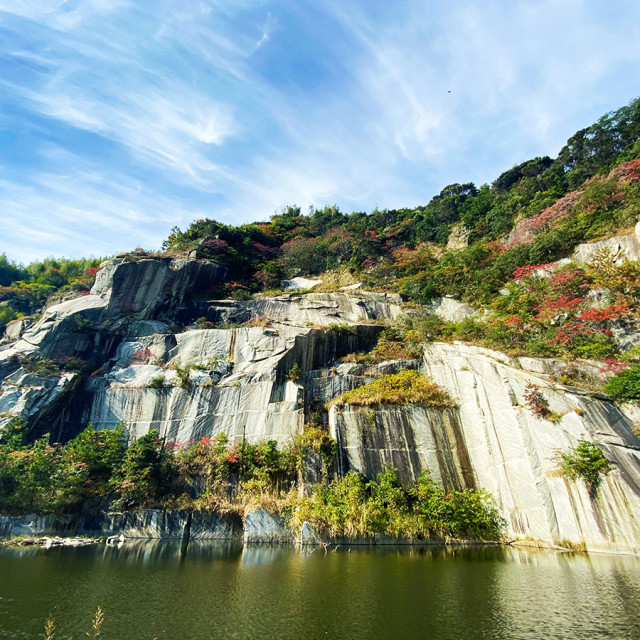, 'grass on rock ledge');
329,369,456,408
